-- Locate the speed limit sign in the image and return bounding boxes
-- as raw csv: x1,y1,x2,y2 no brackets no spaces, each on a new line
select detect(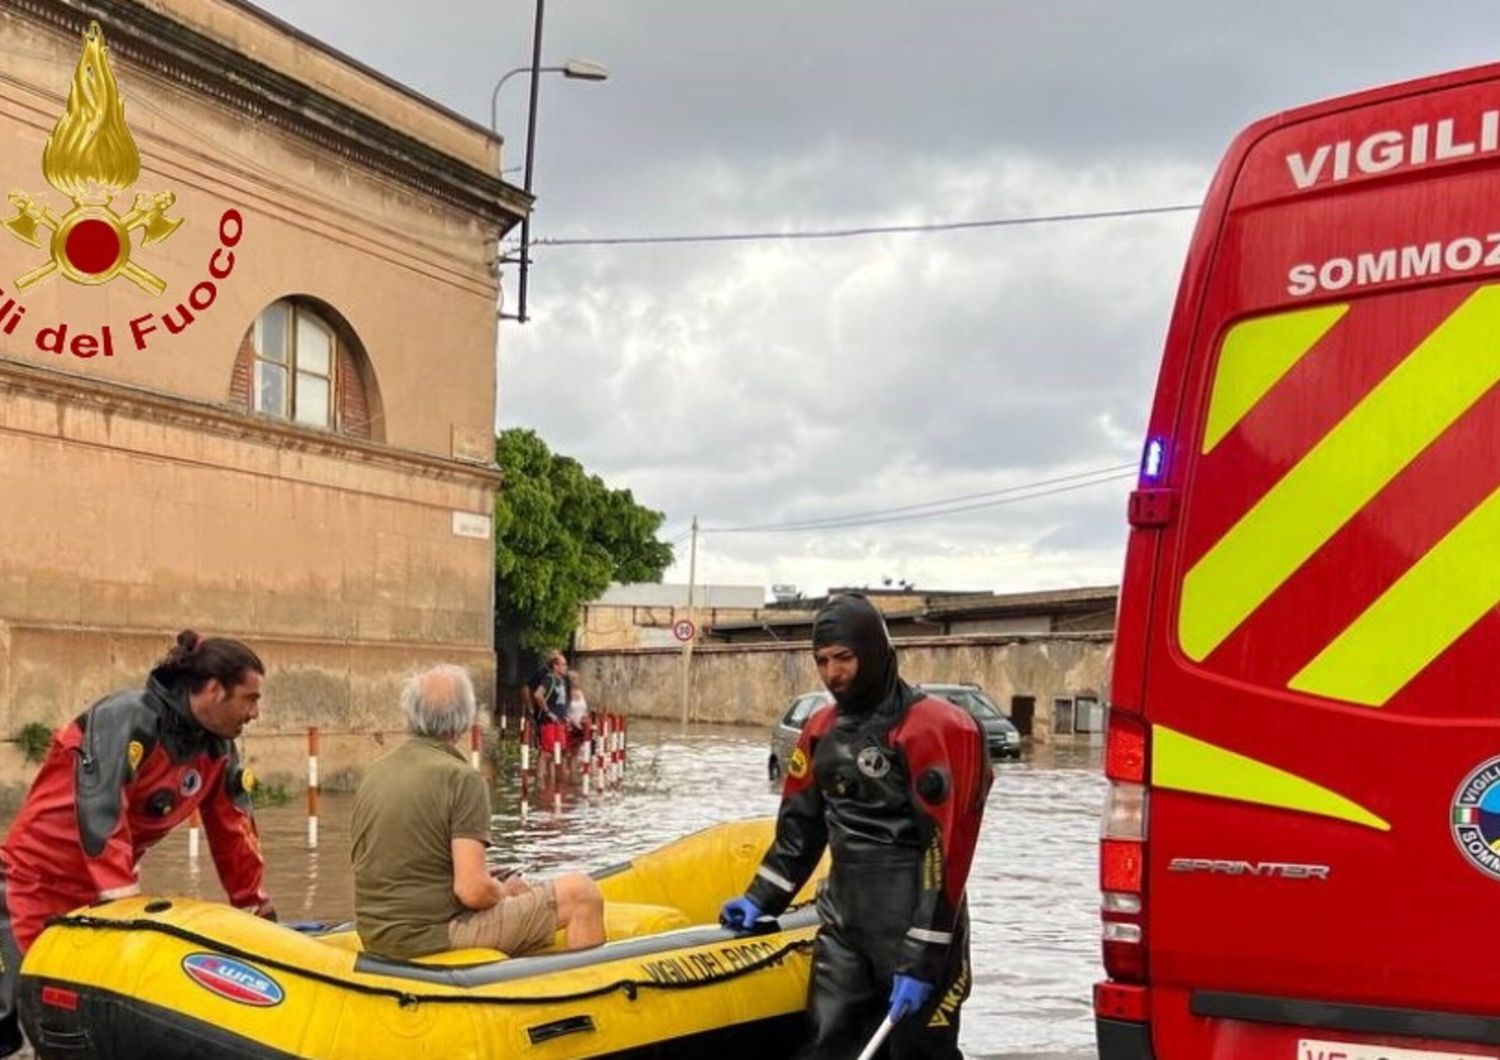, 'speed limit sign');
672,618,696,642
